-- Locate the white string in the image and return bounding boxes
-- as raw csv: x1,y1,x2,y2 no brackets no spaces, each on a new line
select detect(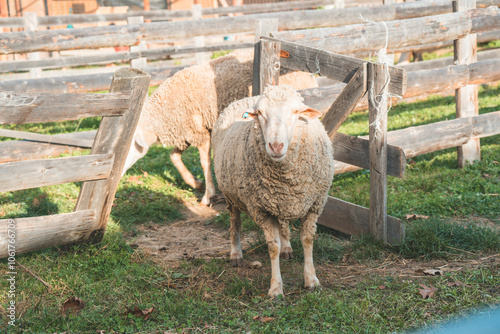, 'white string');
359,14,402,140
0,92,36,107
